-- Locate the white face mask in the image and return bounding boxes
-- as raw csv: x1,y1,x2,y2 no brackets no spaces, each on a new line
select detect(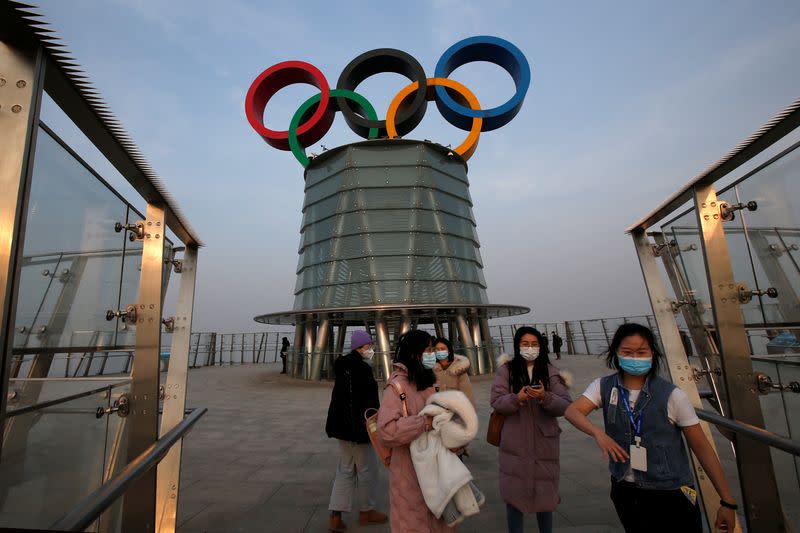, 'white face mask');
520,346,539,361
361,348,375,360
